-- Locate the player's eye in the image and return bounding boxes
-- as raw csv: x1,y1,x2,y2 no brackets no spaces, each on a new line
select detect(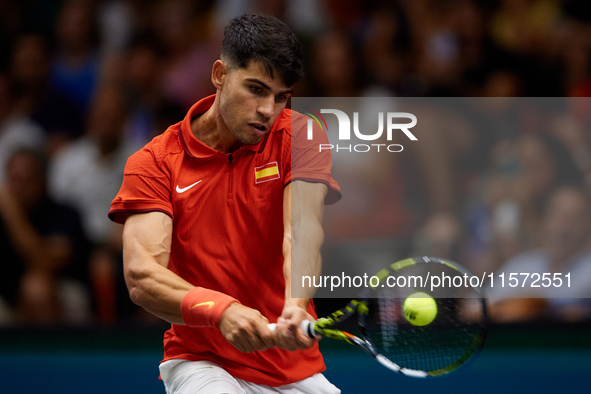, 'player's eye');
250,86,263,94
275,94,288,103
